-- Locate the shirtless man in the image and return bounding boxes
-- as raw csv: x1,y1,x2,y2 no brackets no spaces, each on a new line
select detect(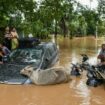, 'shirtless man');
97,44,105,69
